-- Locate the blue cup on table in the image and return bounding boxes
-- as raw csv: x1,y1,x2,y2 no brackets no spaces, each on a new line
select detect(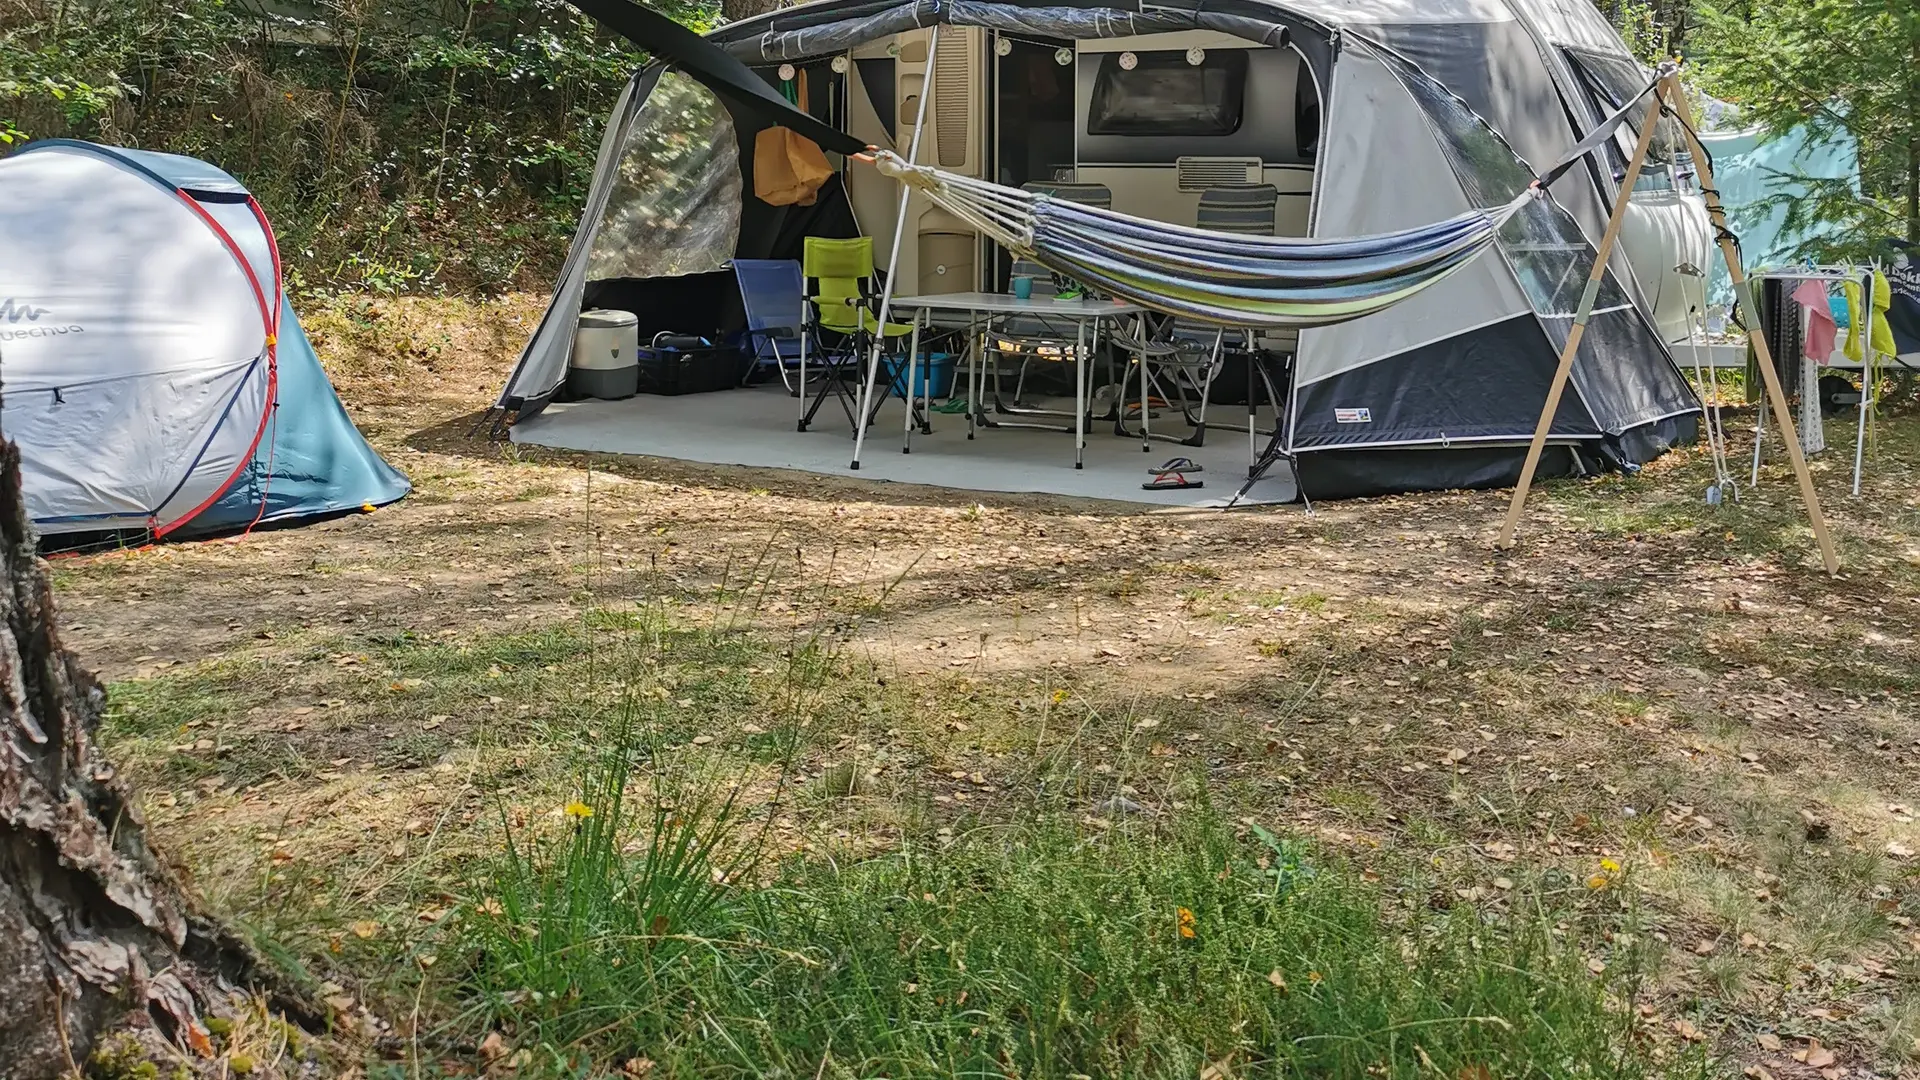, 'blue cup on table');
1011,275,1033,300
